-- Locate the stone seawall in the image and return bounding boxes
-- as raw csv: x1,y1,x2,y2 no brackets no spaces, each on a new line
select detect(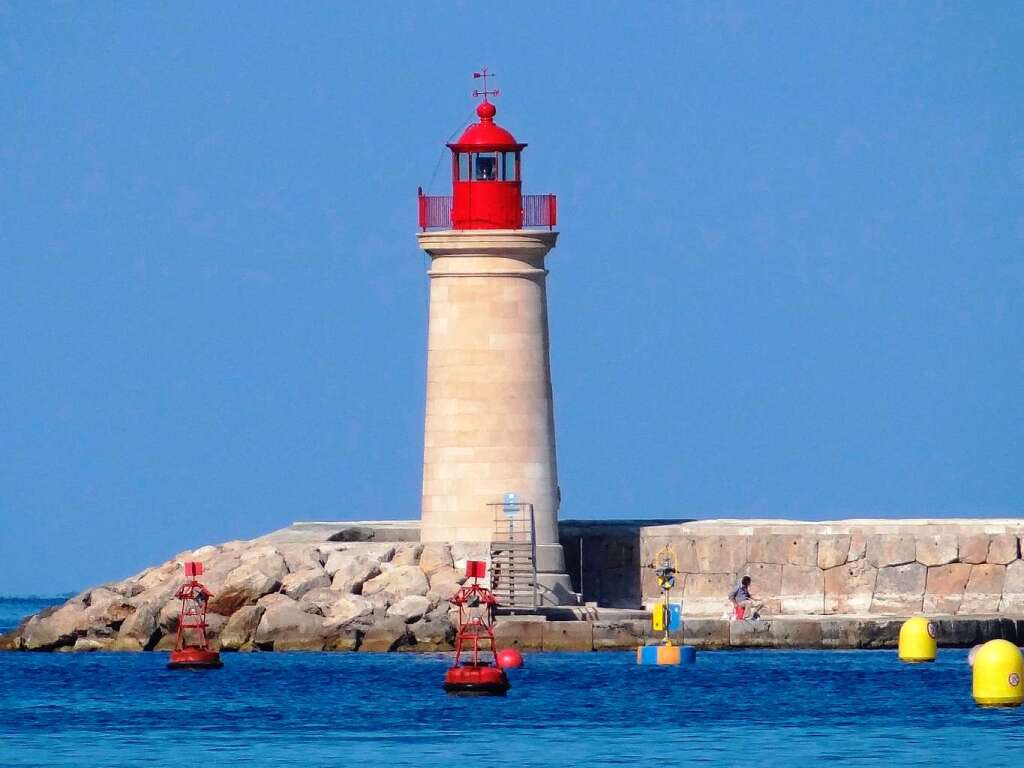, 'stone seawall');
4,518,1023,653
560,519,1024,617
